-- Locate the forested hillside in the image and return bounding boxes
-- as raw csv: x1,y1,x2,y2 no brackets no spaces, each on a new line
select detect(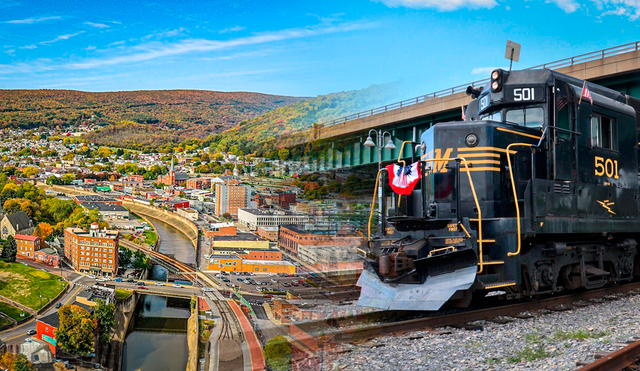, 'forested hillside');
0,89,304,135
